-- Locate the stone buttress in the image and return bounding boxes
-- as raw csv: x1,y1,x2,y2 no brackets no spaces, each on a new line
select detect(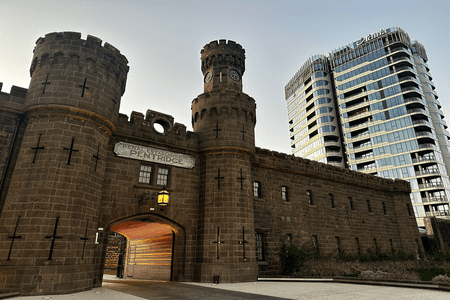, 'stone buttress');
0,32,128,294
